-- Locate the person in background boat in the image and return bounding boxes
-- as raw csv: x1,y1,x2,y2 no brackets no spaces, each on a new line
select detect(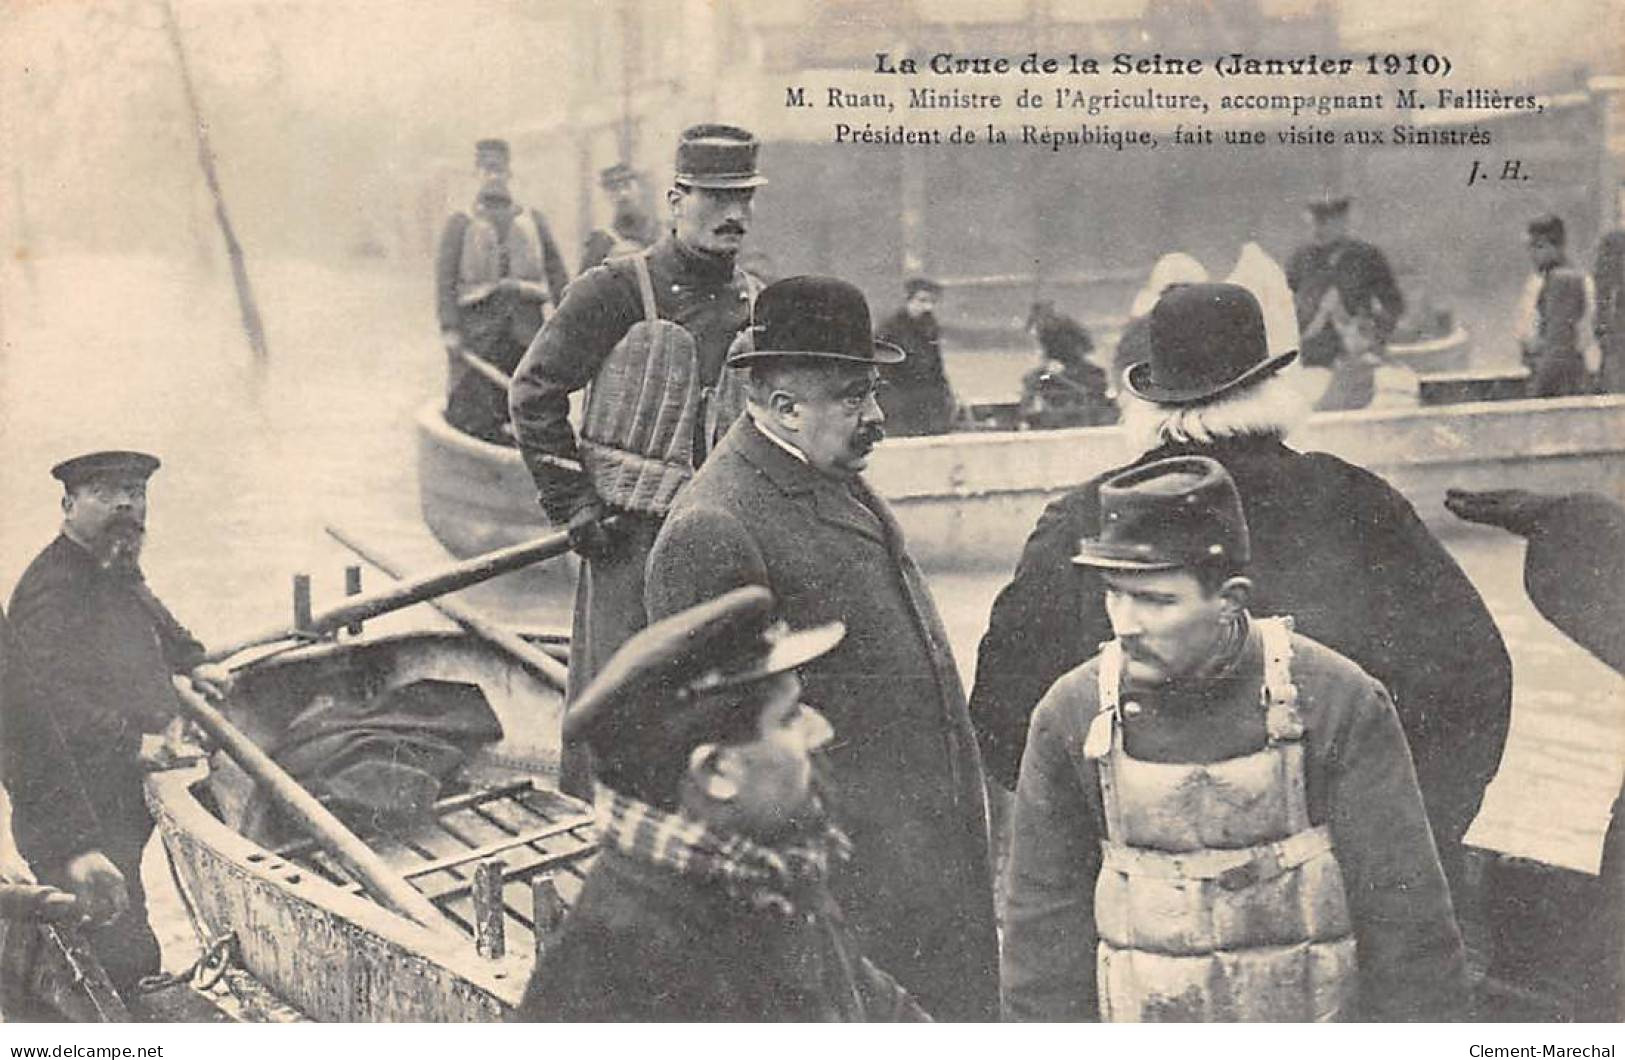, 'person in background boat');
0,452,233,999
436,137,571,444
644,277,999,1021
1517,214,1591,399
1004,456,1467,1021
515,587,928,1022
577,162,660,276
875,277,957,436
1112,252,1209,403
970,284,1512,919
1020,300,1116,429
1286,195,1405,373
1591,228,1625,393
509,124,765,796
